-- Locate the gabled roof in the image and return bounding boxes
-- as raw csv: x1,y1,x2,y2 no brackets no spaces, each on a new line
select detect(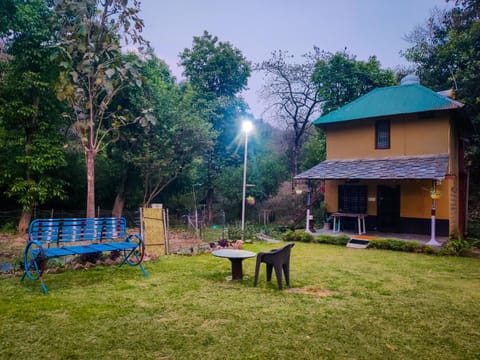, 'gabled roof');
313,84,464,125
295,154,449,181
